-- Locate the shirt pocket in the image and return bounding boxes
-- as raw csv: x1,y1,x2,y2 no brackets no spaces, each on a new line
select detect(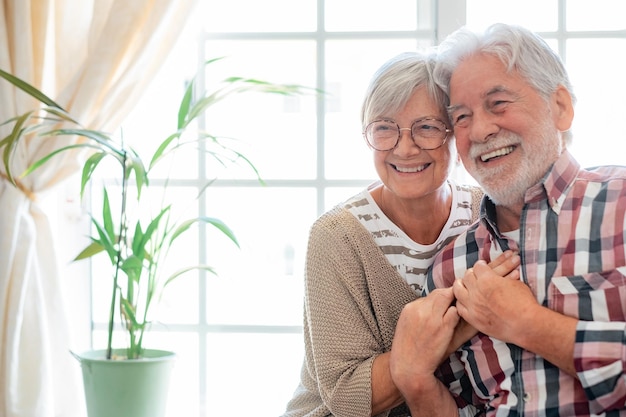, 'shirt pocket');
548,267,626,321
